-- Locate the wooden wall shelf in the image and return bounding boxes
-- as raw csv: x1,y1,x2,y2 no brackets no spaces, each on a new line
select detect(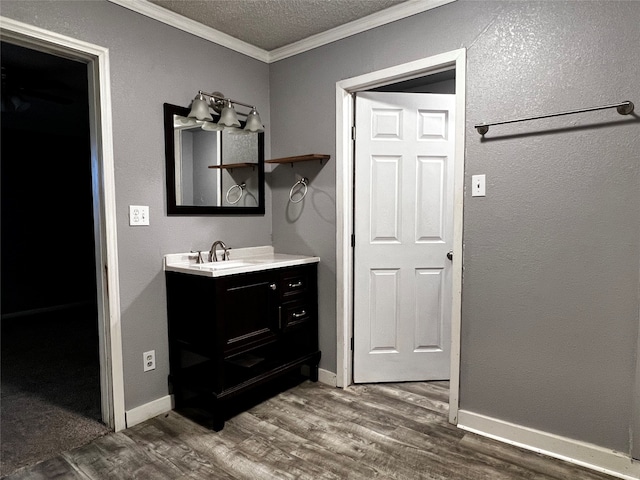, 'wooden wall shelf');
266,154,330,165
208,163,257,170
